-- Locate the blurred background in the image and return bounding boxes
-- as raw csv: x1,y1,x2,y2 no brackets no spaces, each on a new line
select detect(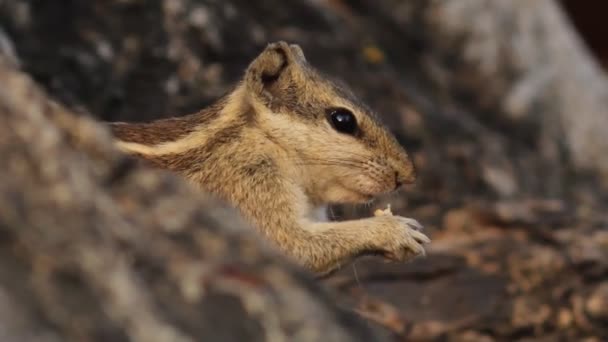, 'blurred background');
1,0,607,341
